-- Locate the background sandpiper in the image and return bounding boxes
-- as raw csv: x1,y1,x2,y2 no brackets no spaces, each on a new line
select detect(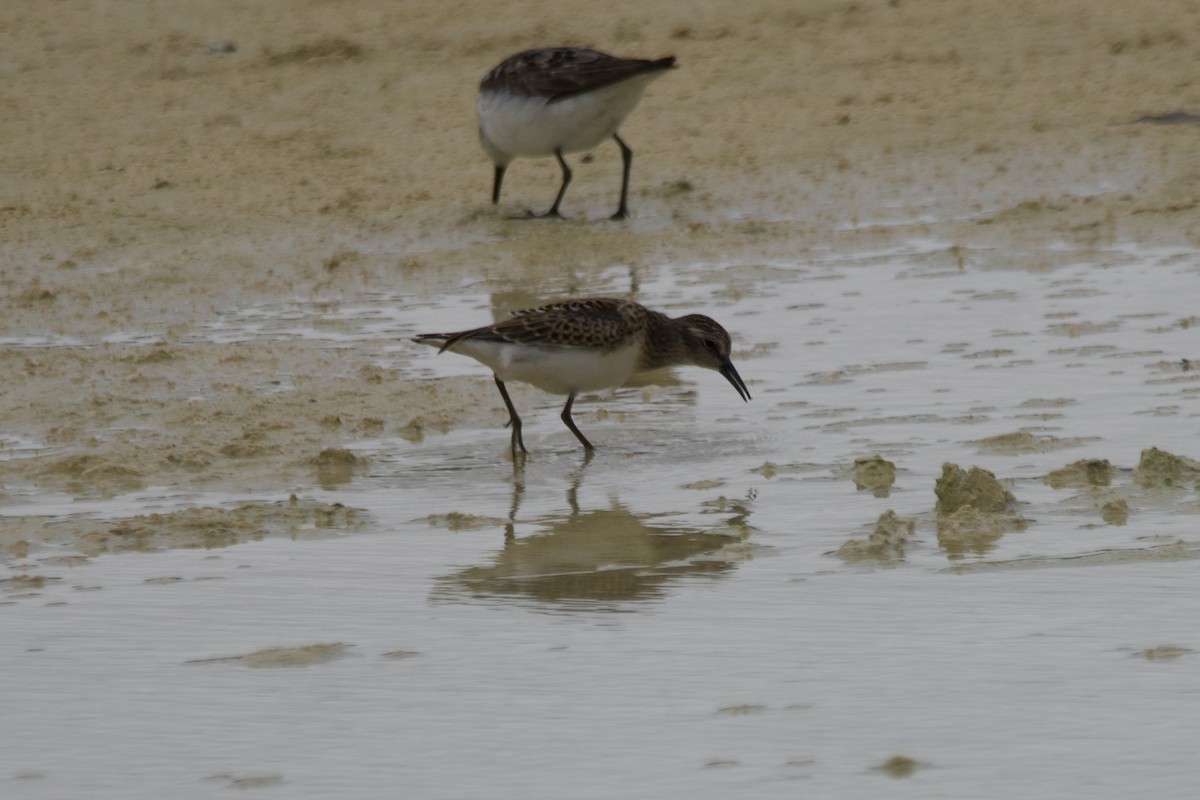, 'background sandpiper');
477,47,677,220
413,297,750,455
